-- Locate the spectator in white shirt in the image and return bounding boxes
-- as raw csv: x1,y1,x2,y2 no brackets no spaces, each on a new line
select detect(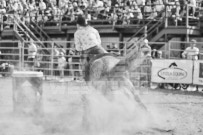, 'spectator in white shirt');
27,41,38,70
9,0,19,13
147,7,157,20
39,0,46,14
58,52,67,81
182,39,199,60
188,0,196,16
